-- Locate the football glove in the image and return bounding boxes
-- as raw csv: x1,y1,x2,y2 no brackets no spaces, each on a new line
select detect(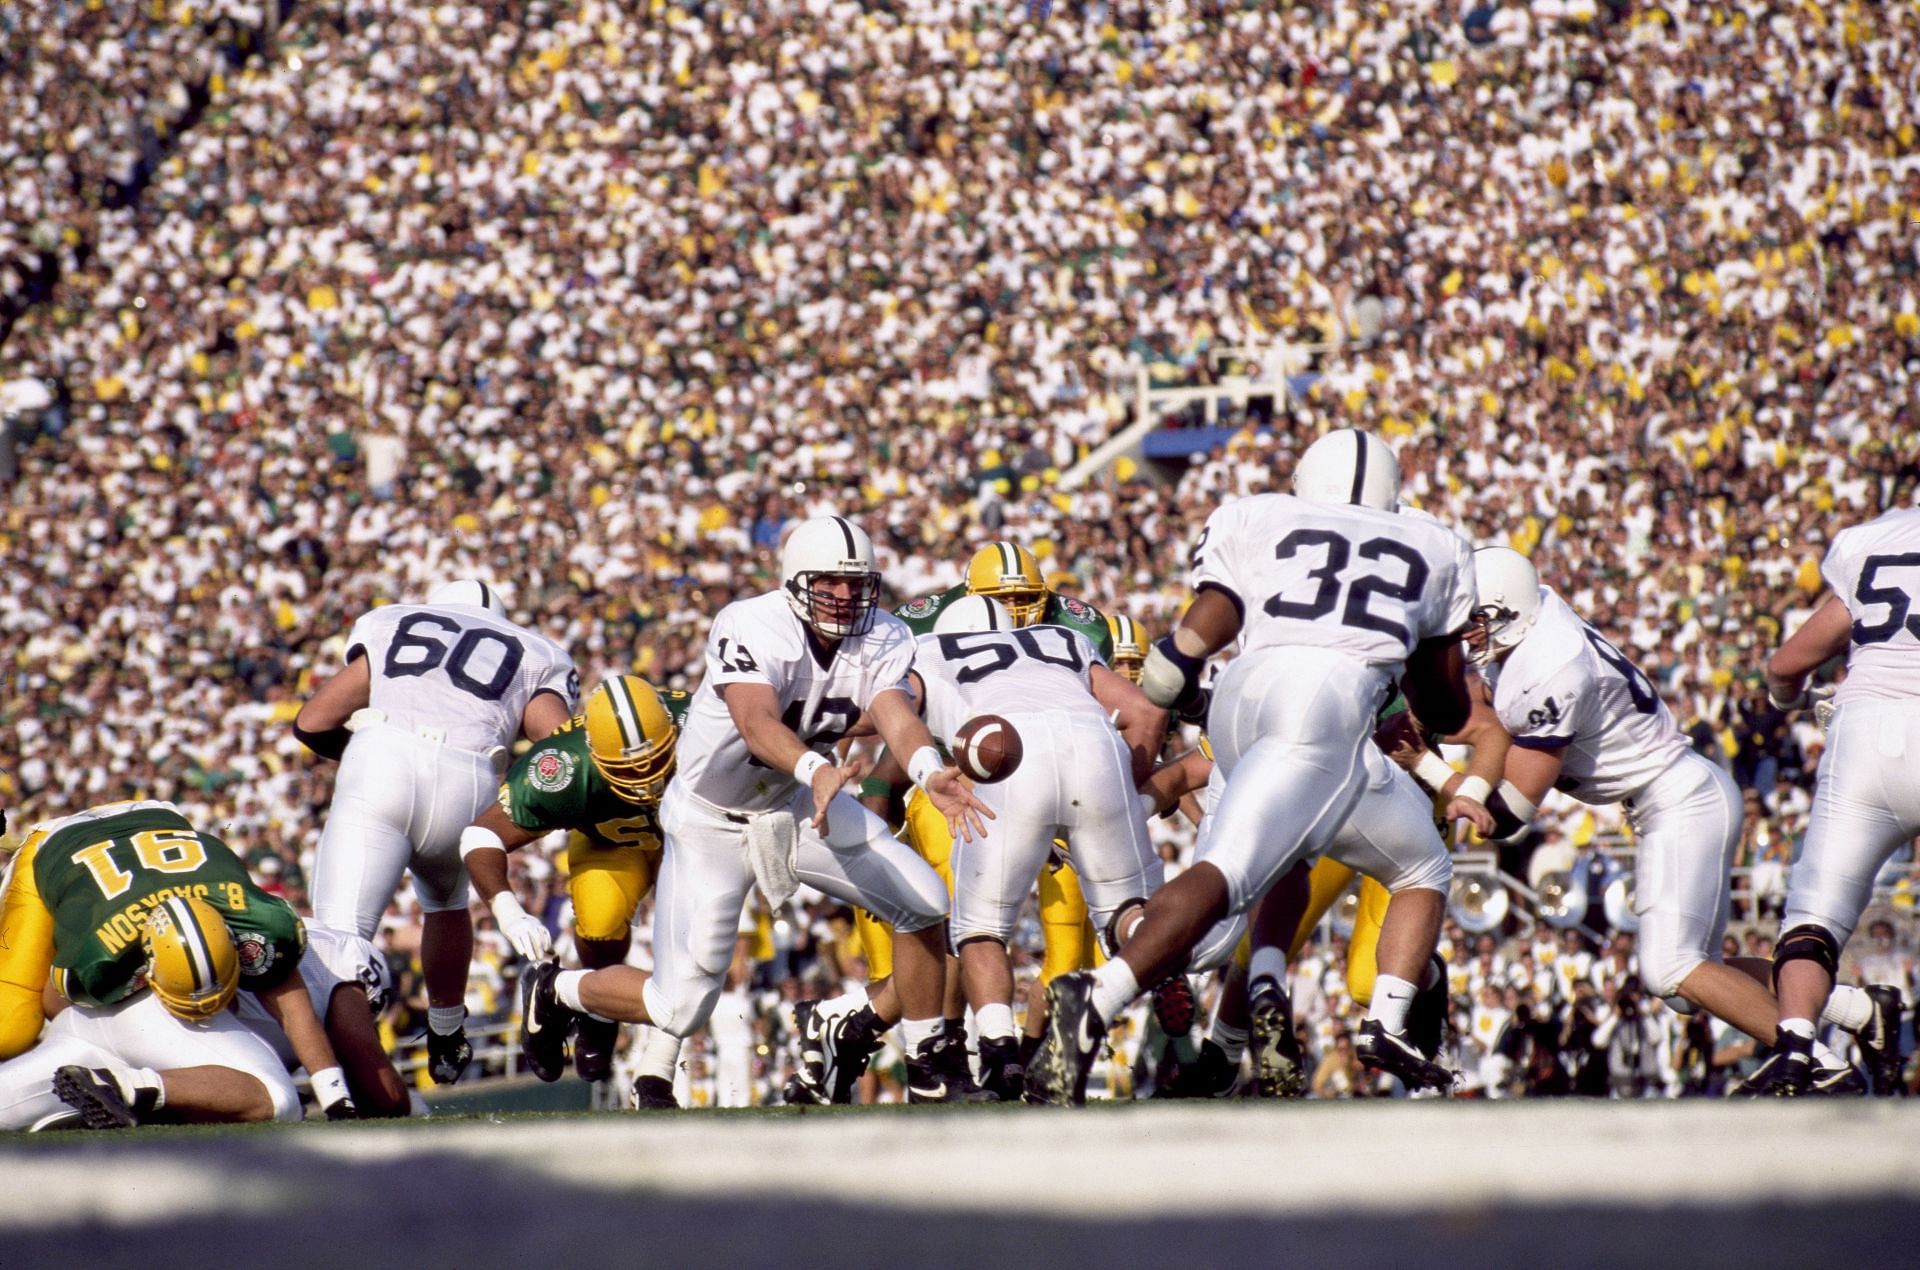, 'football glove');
490,892,554,962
